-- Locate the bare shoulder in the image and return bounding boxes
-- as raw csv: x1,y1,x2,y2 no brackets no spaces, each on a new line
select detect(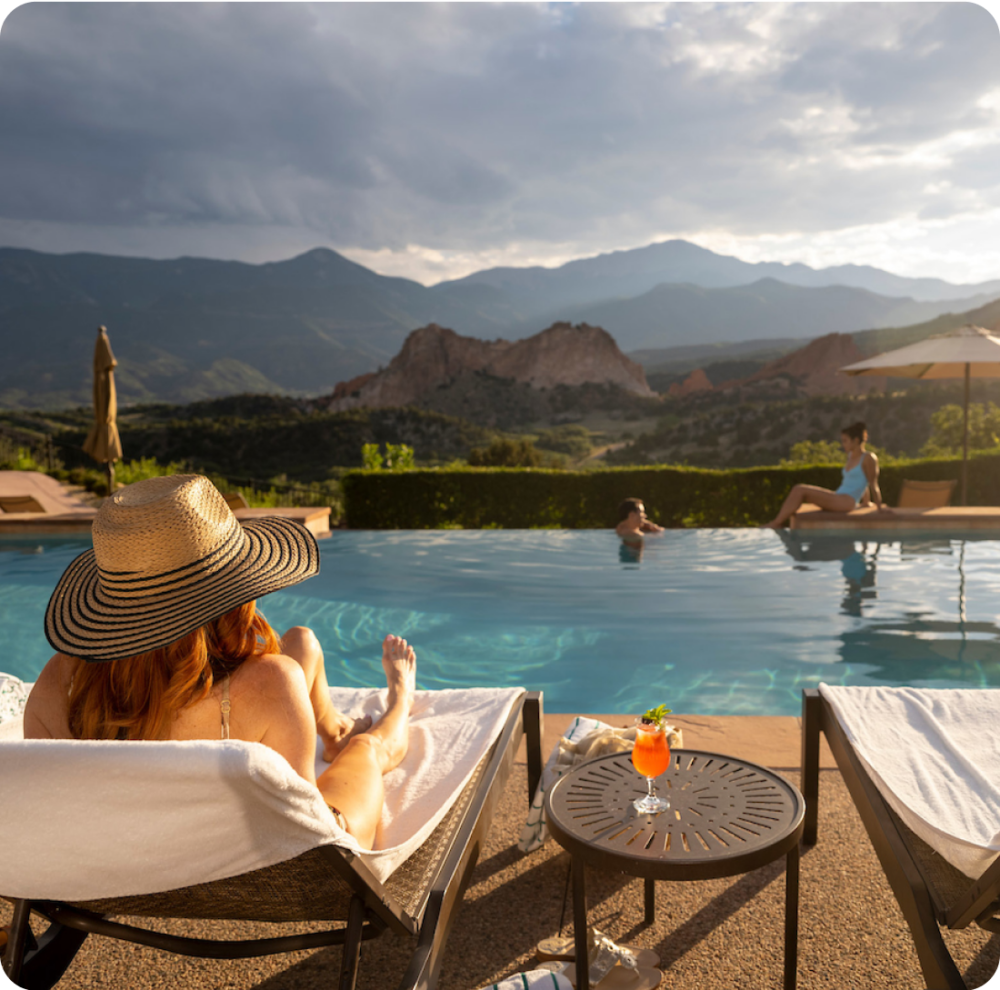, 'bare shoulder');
227,653,313,735
234,652,308,698
23,653,79,738
230,653,317,782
